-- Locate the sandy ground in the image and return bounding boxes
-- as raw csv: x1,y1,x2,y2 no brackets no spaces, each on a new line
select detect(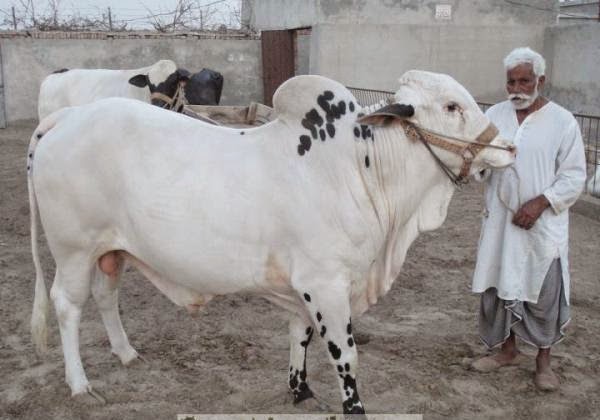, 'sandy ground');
1,120,599,420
